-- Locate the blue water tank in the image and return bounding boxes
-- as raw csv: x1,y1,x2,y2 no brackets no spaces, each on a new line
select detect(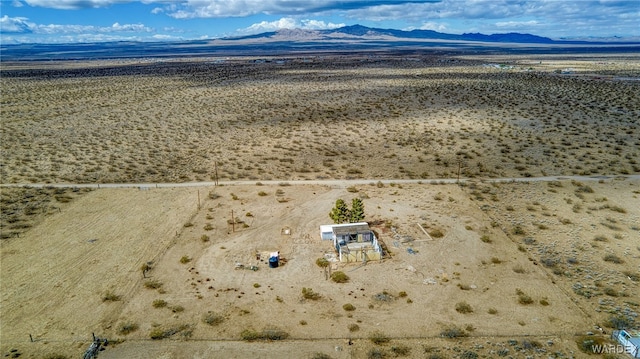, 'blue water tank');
269,256,279,268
